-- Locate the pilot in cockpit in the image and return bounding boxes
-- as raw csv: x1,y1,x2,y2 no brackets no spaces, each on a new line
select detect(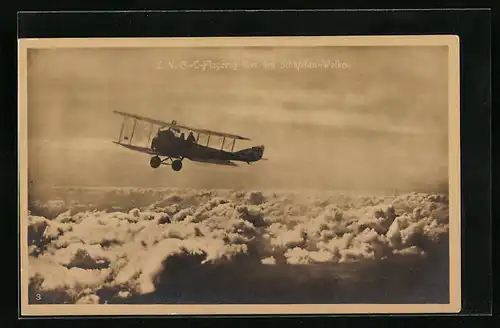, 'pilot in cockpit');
186,132,196,143
159,128,175,140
